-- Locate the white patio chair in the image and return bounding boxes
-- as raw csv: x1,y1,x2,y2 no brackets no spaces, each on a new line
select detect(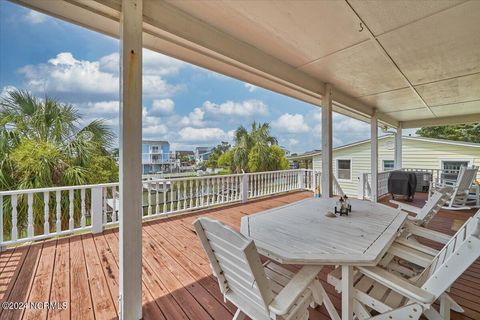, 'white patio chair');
328,216,480,320
390,186,452,227
430,166,479,210
193,217,340,320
